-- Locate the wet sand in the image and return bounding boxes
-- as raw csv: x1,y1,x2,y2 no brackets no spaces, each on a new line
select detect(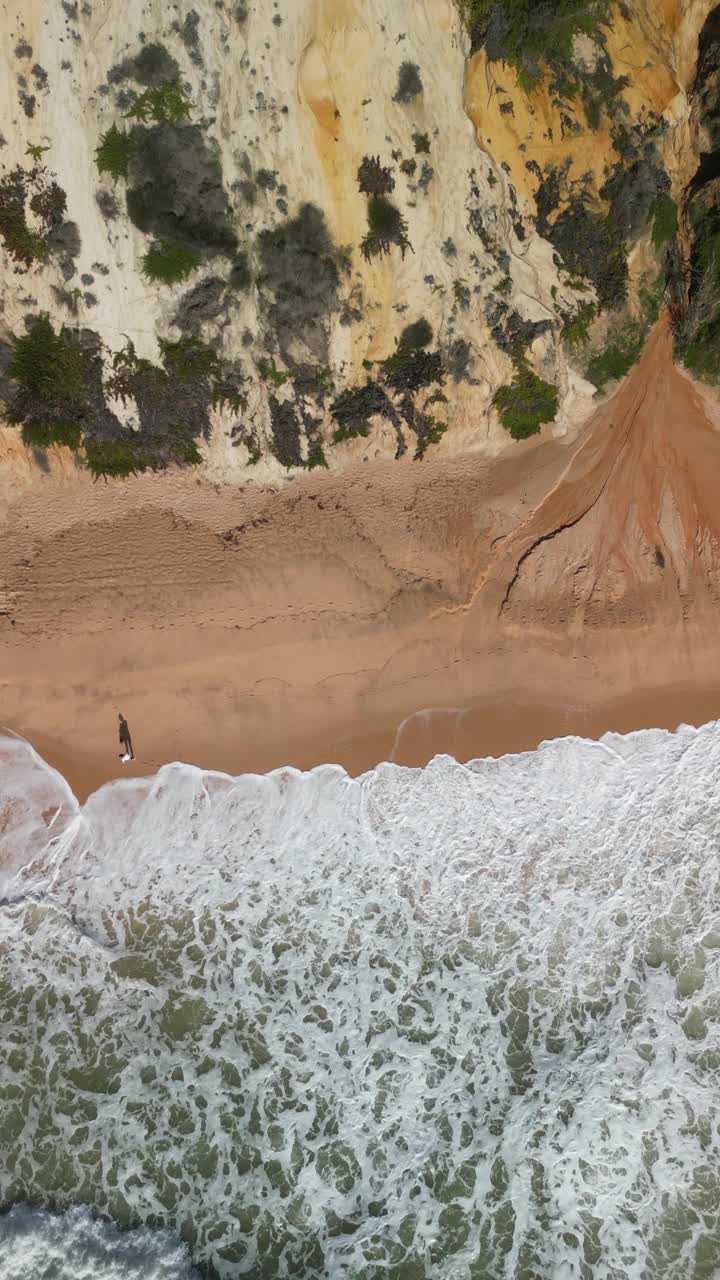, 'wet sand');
12,686,720,805
3,319,720,804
